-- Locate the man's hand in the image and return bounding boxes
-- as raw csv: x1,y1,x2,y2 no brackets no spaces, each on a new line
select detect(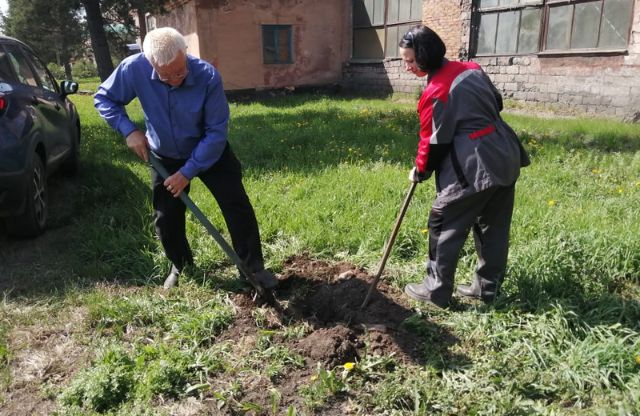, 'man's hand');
408,166,432,183
125,130,149,162
164,170,190,198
